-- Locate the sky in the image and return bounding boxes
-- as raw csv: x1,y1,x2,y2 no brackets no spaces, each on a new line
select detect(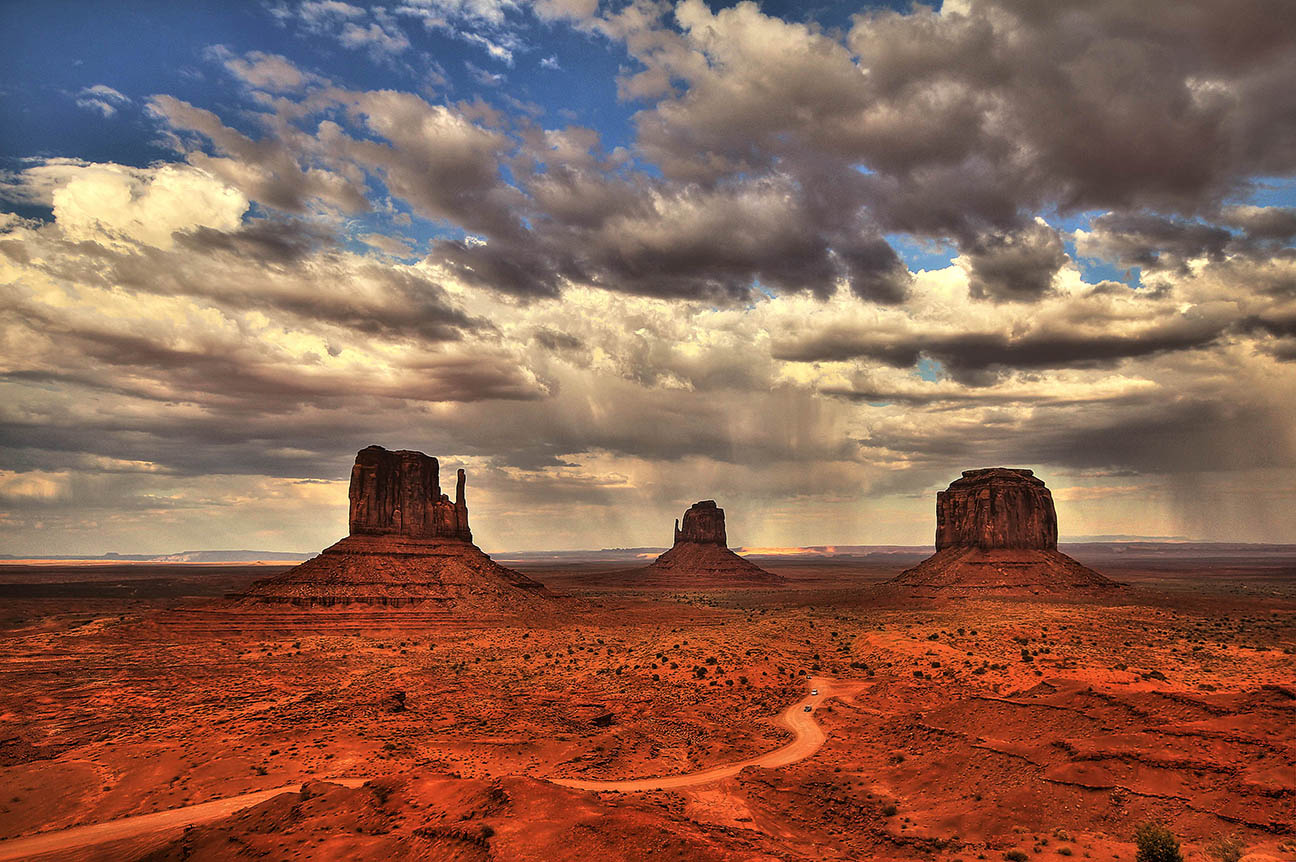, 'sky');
2,0,1295,555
